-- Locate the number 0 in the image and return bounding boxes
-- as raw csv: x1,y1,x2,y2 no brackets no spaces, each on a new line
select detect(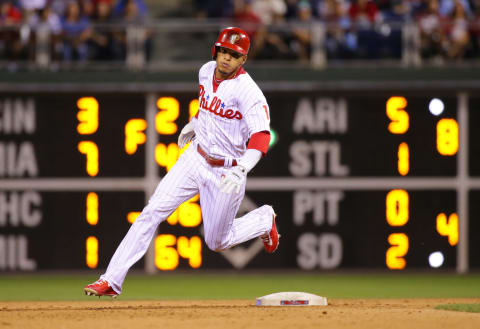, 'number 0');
386,189,409,226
